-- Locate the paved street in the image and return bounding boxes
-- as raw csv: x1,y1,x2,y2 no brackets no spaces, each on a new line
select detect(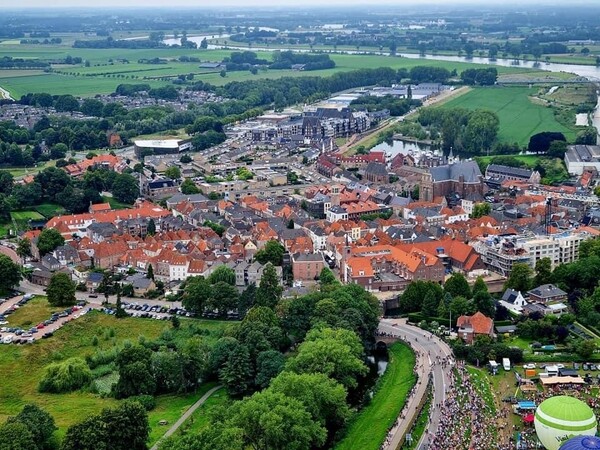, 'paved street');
379,319,454,450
